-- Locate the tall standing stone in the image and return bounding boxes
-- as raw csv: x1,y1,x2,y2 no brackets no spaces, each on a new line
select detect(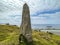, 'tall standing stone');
20,3,32,43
